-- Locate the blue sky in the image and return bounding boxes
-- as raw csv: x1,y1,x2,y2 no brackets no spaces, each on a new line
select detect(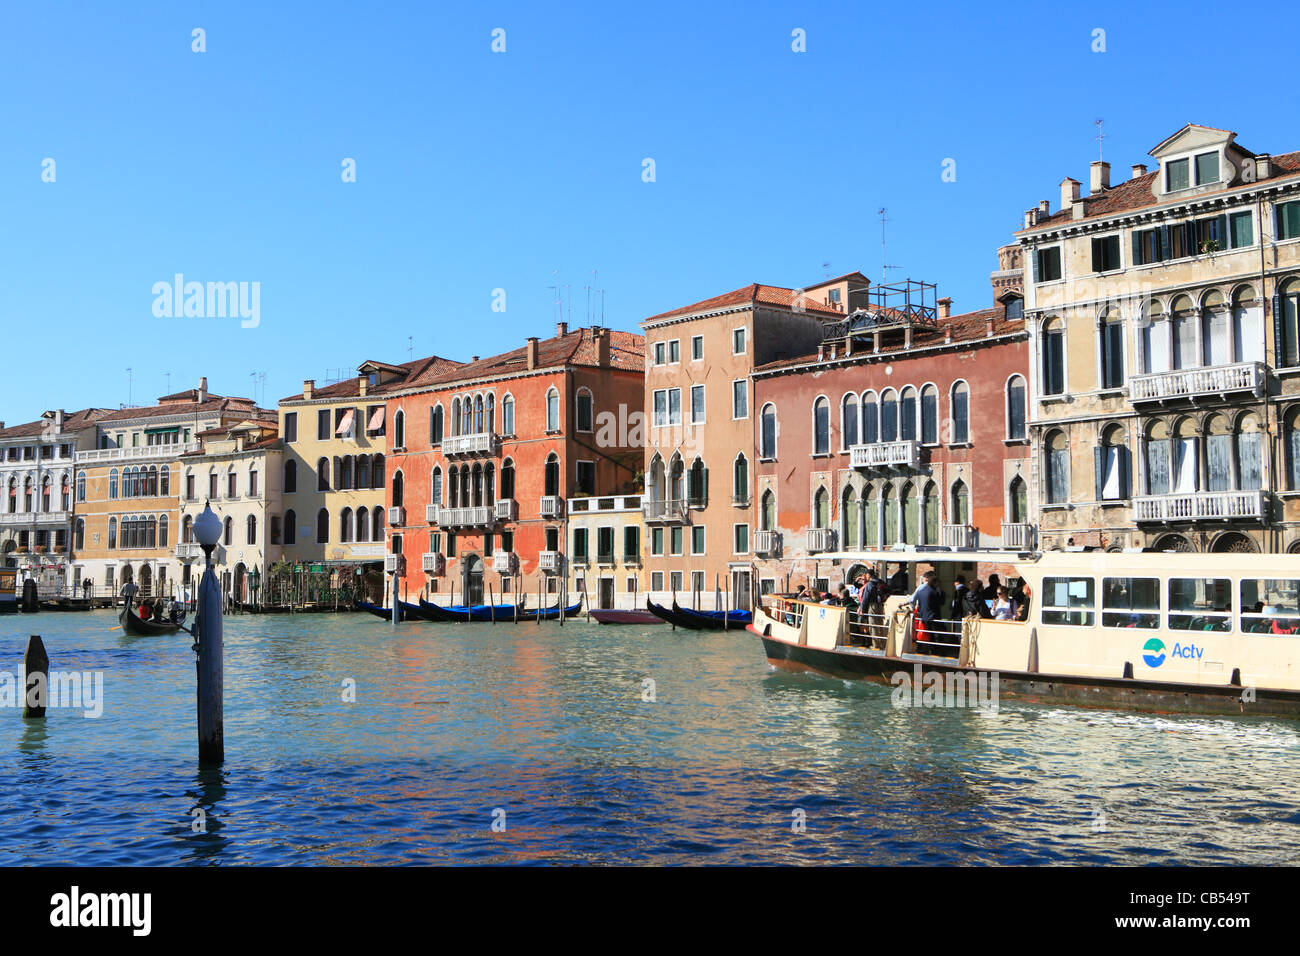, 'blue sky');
1,0,1289,422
